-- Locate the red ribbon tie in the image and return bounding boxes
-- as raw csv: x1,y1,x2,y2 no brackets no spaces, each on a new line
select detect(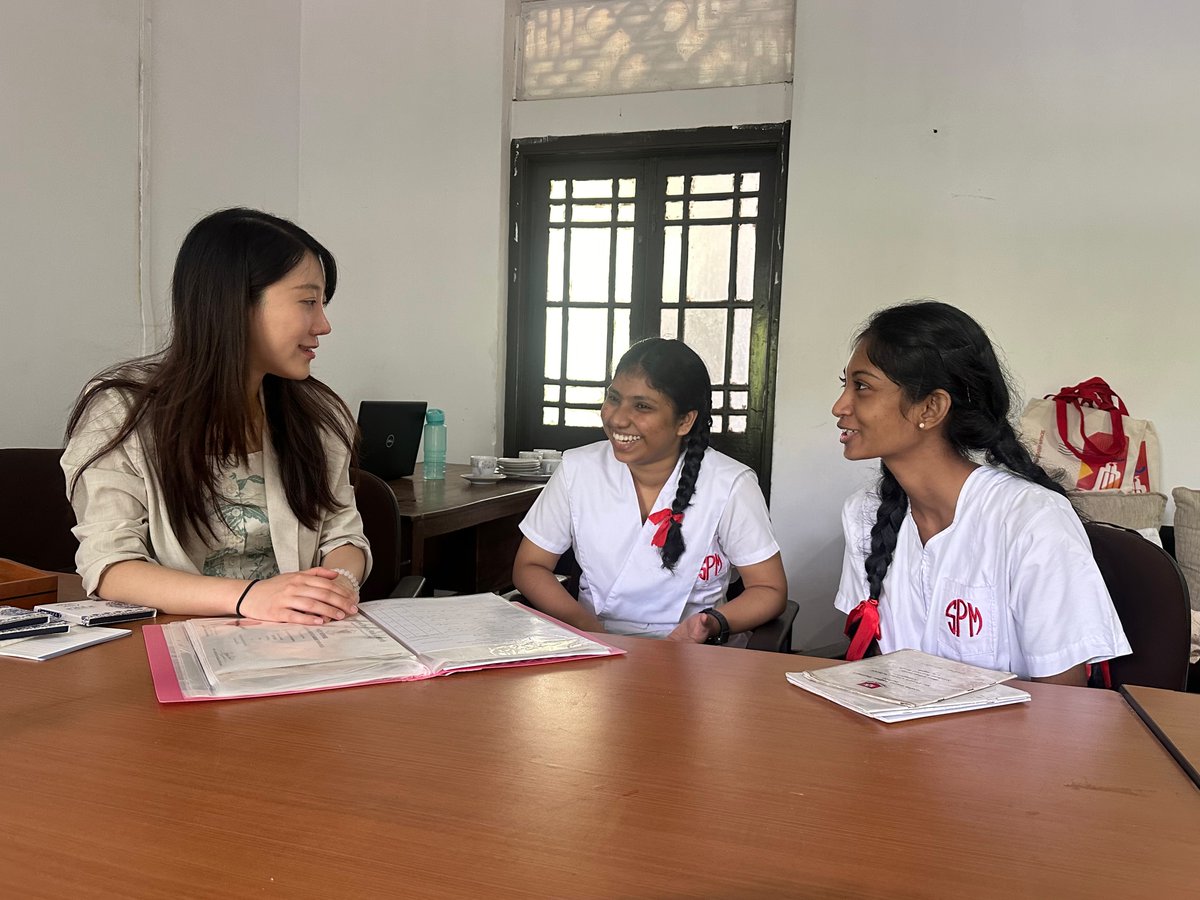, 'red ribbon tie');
844,598,881,661
648,508,684,548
